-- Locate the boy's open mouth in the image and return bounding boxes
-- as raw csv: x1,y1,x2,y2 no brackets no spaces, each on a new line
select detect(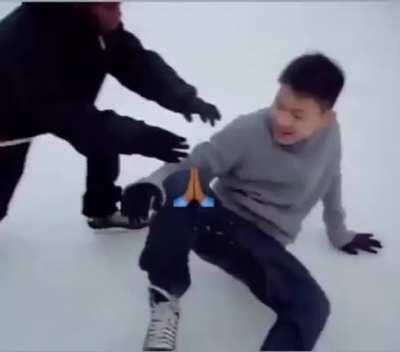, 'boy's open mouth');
279,131,294,137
